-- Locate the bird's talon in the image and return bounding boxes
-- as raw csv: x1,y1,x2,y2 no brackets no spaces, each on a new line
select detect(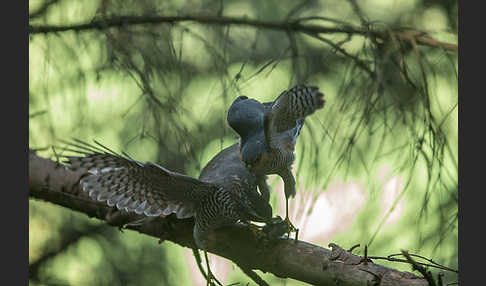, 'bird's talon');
248,223,263,238
283,217,299,241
